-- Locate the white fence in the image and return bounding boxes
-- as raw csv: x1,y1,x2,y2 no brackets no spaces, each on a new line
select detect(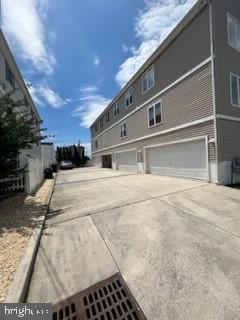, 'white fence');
0,173,25,193
0,158,54,194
